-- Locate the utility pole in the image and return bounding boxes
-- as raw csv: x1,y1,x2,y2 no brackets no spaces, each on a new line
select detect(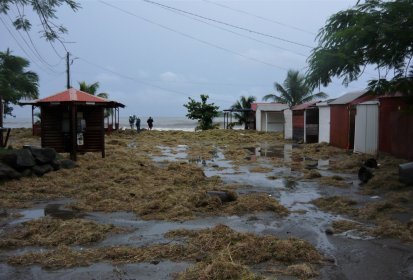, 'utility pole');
66,52,70,89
